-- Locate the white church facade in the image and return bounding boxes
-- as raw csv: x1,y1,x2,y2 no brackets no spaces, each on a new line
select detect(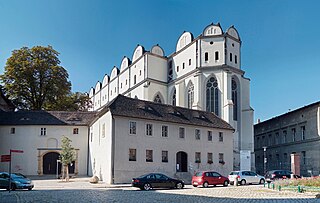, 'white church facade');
89,22,254,171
